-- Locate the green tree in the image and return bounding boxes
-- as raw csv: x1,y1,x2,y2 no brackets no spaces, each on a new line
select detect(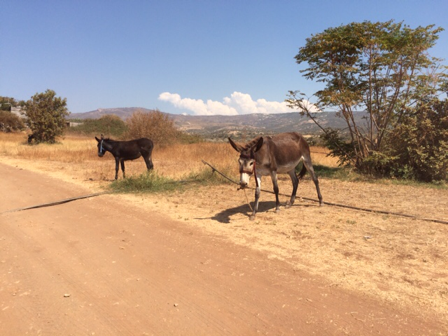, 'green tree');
287,21,447,178
25,90,70,143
